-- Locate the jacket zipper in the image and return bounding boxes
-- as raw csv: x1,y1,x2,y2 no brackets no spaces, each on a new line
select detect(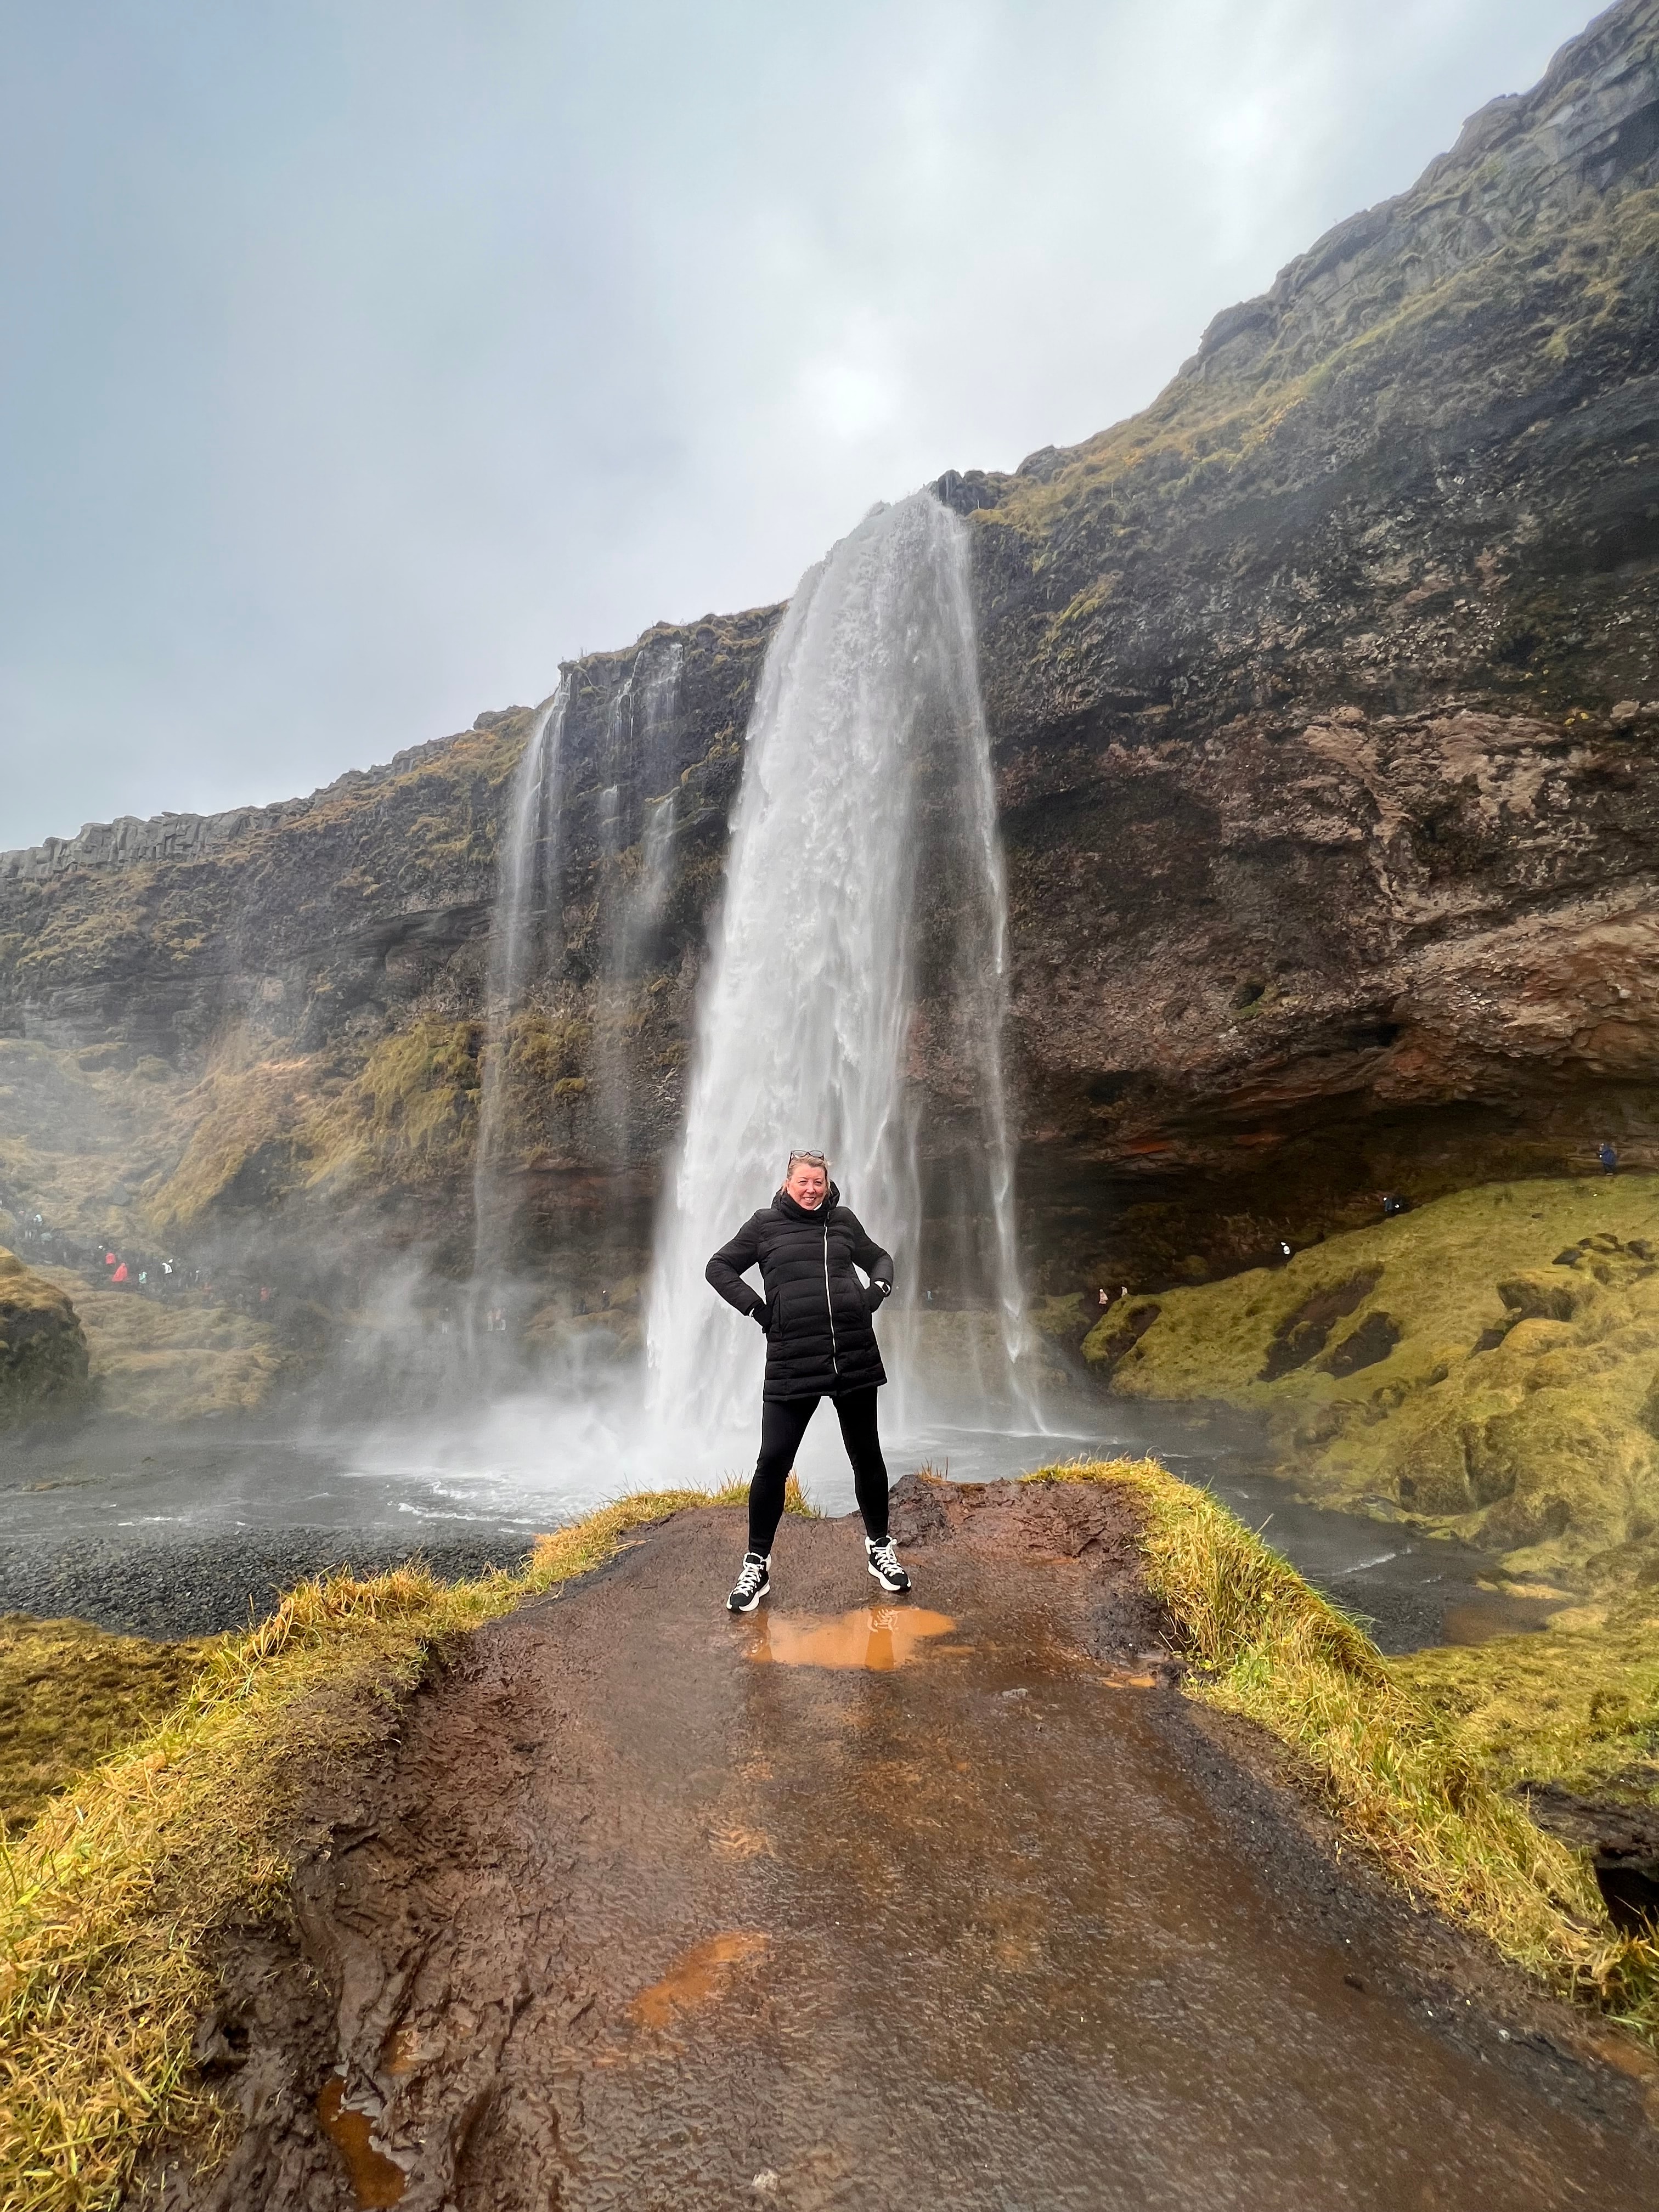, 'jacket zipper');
823,1218,839,1378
